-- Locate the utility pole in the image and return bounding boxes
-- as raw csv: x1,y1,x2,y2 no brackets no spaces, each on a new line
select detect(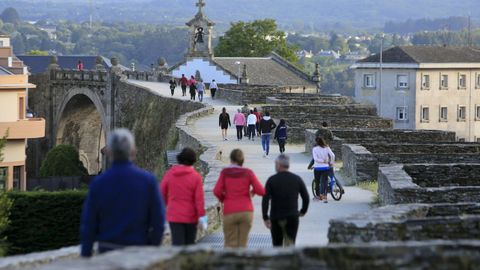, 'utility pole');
379,34,384,117
89,0,93,29
468,15,472,47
